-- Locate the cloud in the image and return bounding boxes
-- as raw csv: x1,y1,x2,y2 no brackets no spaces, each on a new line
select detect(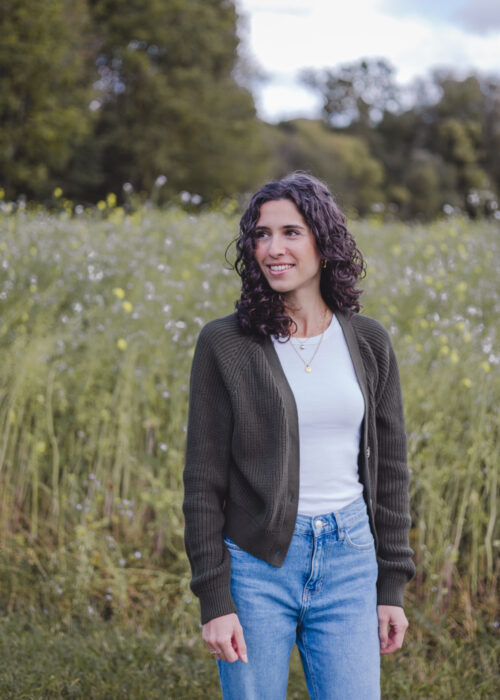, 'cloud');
453,0,500,35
